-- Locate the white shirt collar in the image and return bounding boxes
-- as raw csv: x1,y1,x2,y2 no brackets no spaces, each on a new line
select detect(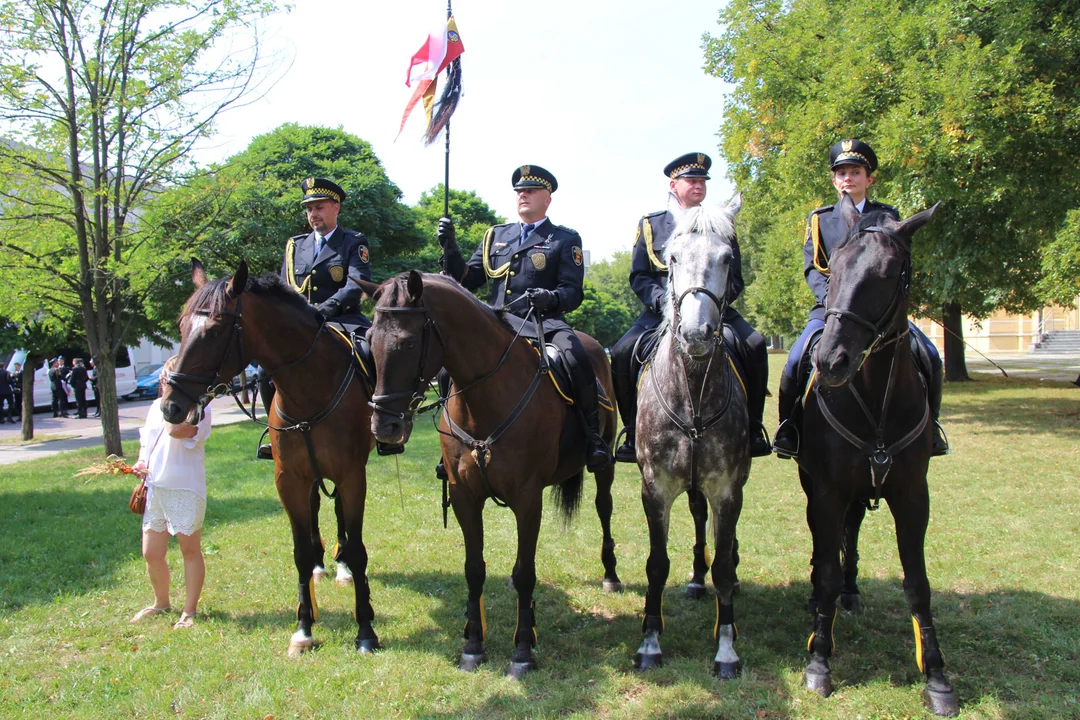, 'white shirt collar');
855,198,867,213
